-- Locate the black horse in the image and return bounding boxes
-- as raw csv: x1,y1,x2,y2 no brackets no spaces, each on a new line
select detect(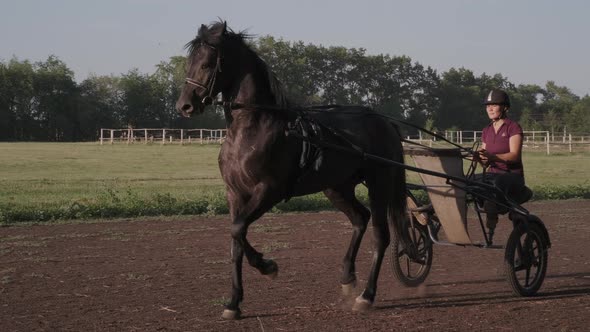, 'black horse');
176,21,407,319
